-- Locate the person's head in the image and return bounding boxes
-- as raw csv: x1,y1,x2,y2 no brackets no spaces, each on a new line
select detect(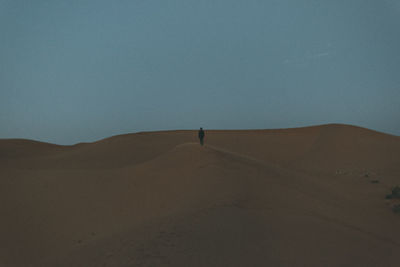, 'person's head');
200,127,203,130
